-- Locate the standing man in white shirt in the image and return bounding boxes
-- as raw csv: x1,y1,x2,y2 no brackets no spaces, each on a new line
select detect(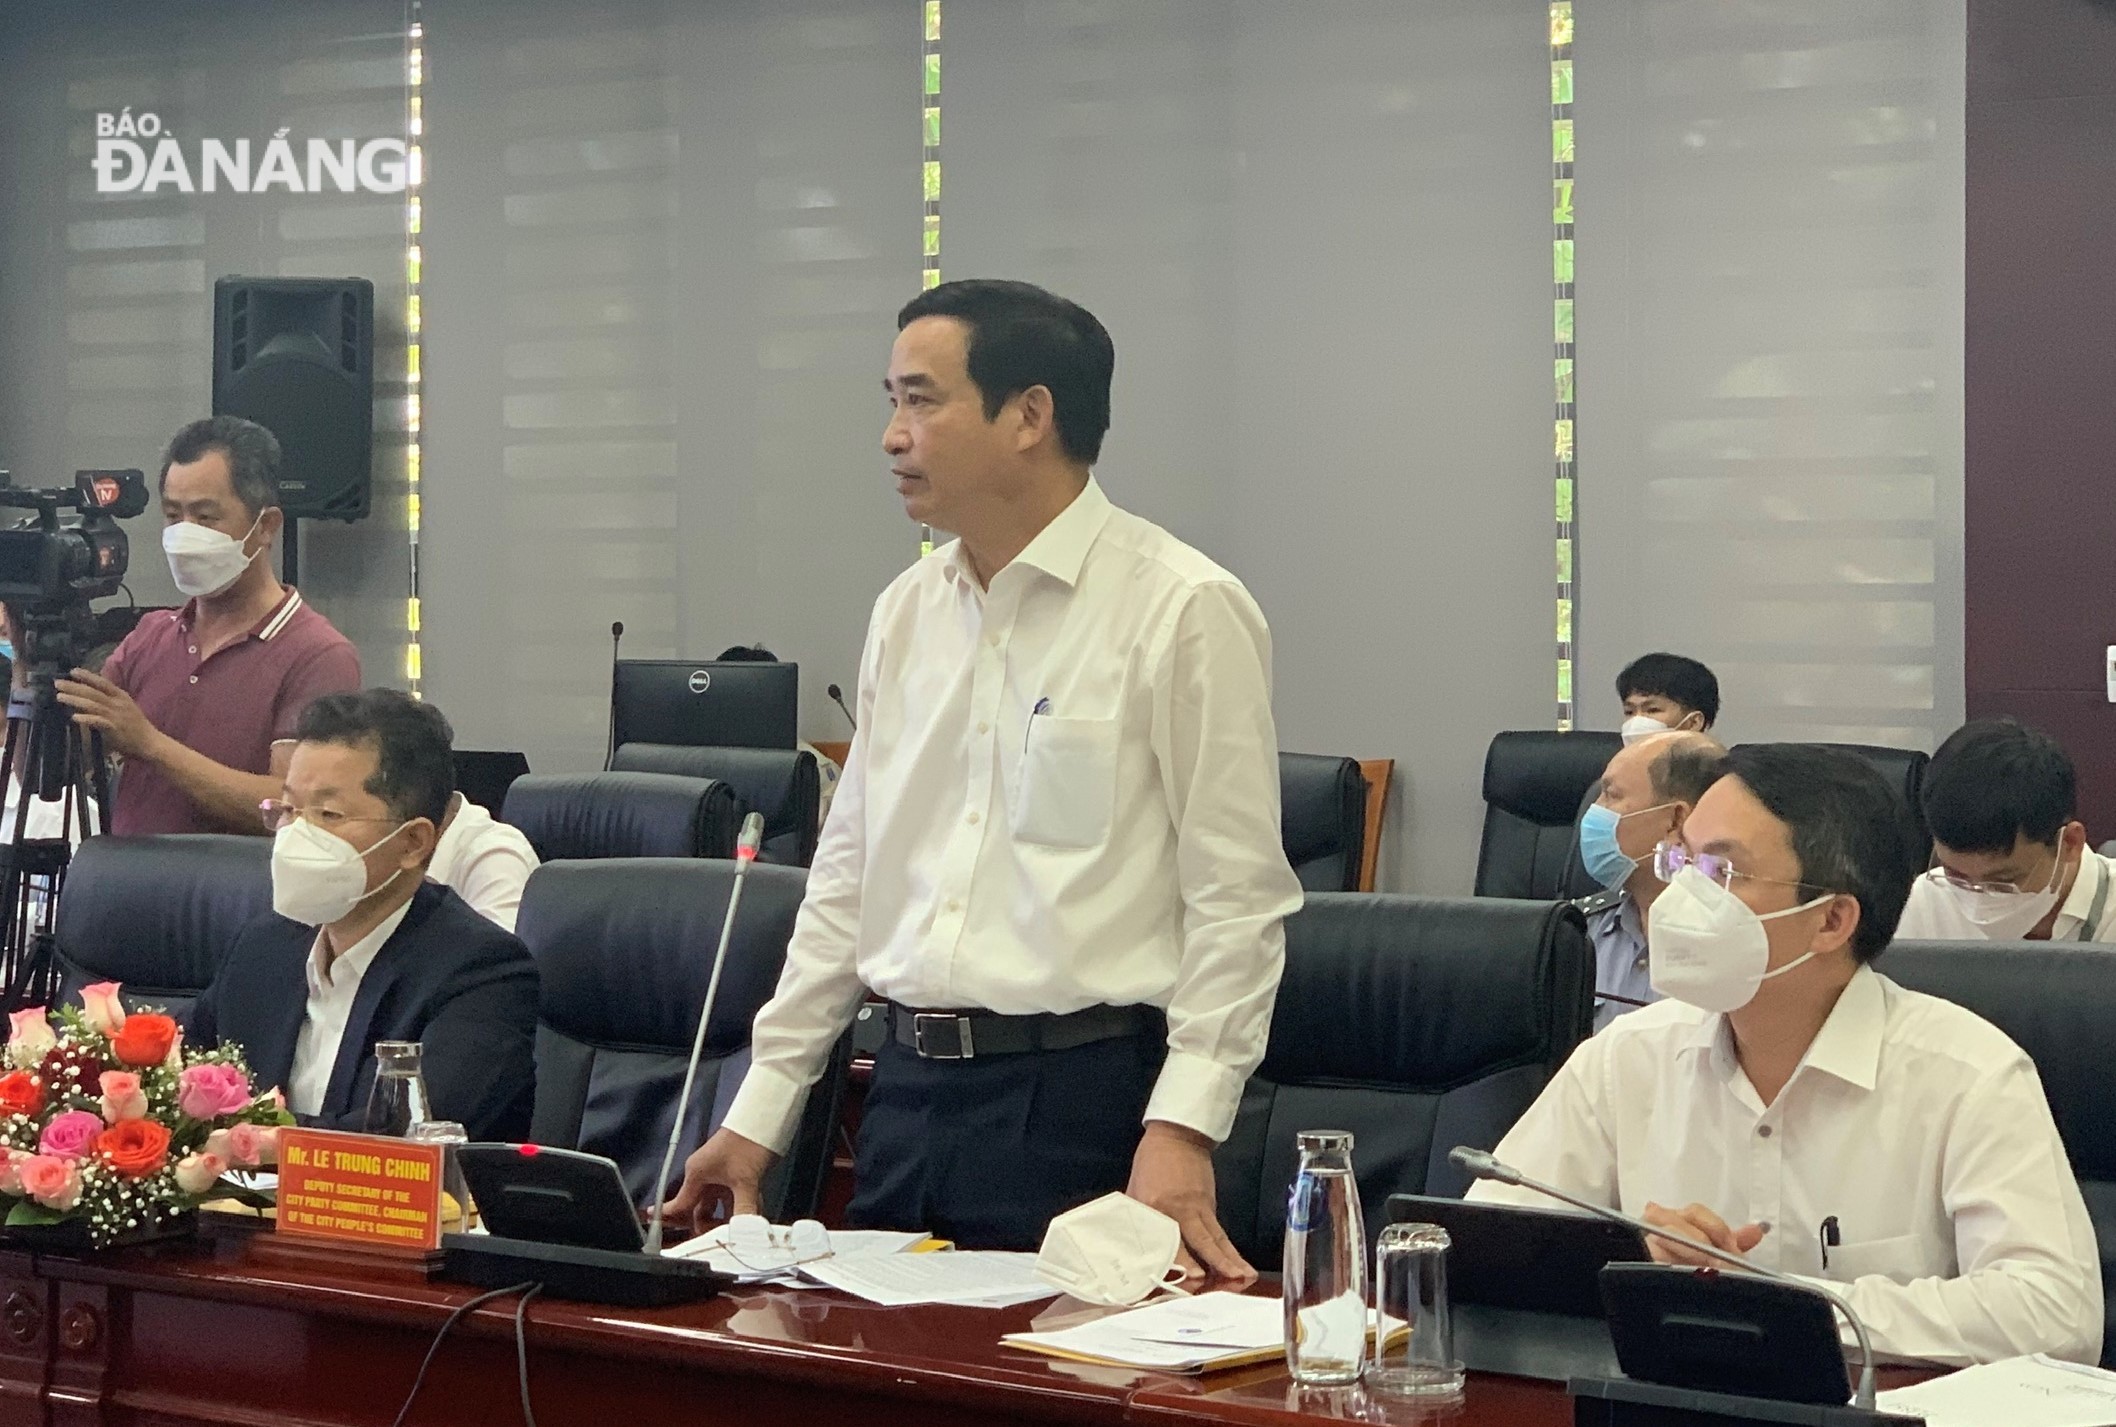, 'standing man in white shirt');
1473,743,2101,1365
665,280,1303,1273
1895,719,2116,944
